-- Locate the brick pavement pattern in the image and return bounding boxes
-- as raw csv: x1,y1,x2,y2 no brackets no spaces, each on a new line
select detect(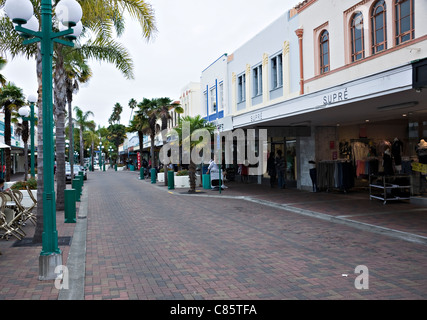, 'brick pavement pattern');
83,171,427,300
2,169,427,300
